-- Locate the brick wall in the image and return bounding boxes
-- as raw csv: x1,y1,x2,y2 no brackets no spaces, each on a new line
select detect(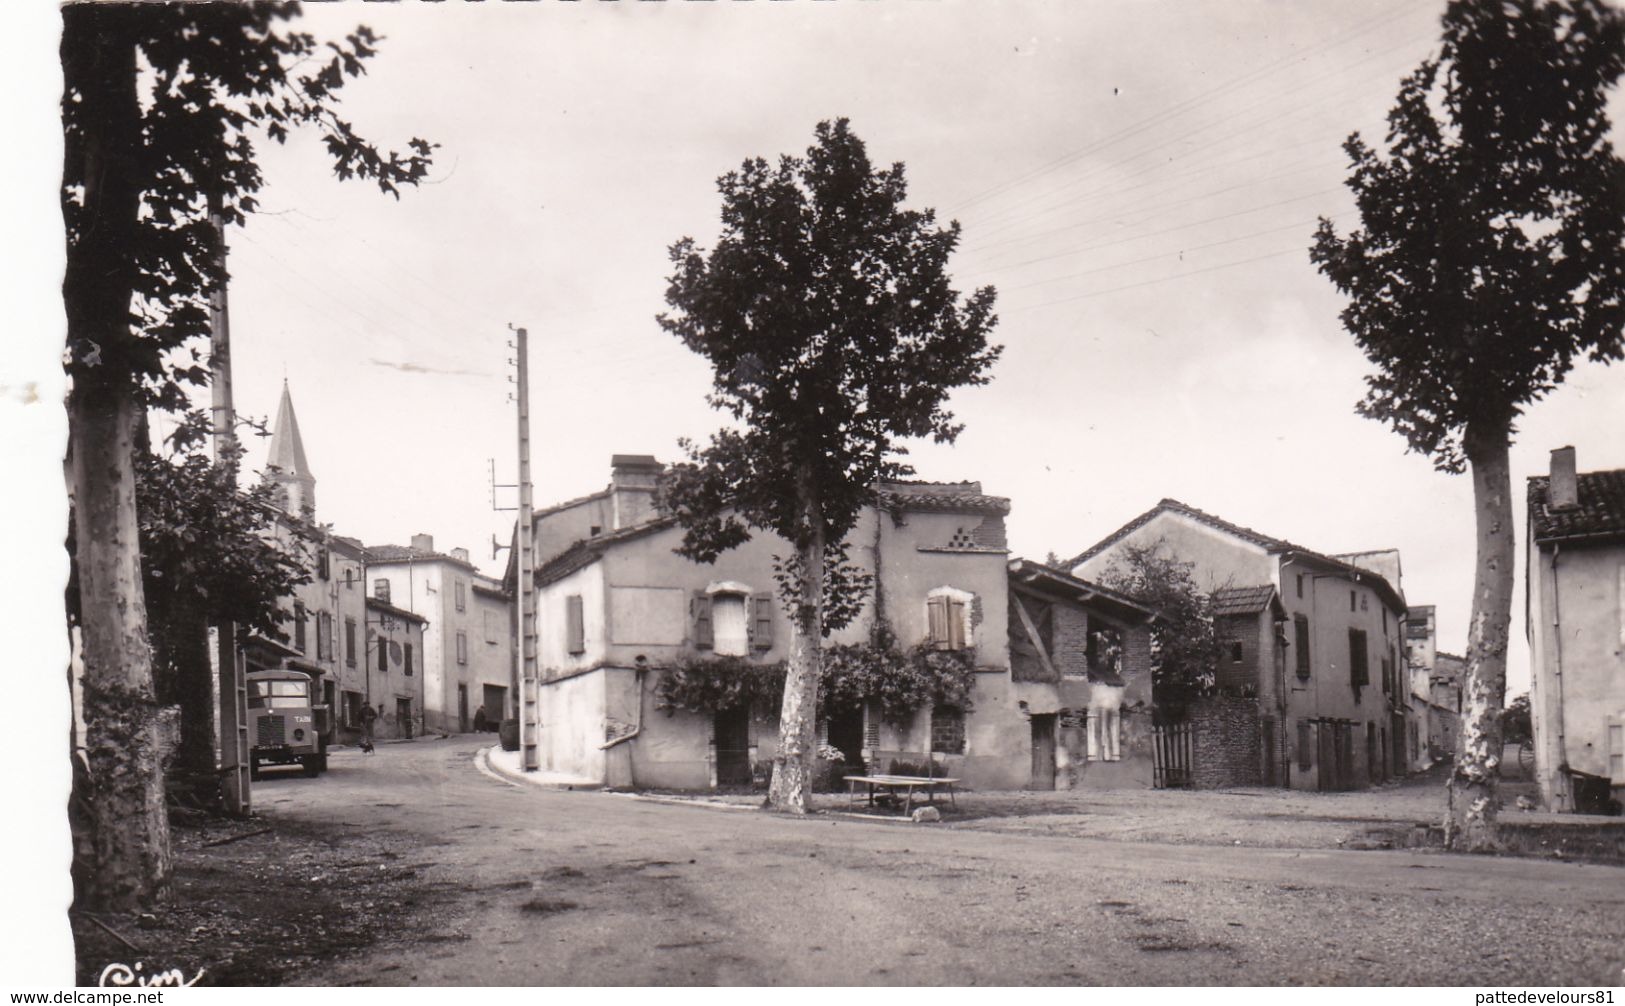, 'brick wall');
1051,604,1089,677
1214,613,1260,693
972,514,1008,550
1189,694,1262,788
